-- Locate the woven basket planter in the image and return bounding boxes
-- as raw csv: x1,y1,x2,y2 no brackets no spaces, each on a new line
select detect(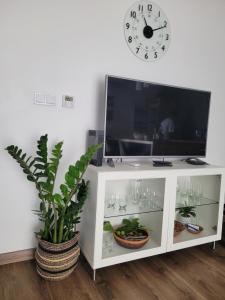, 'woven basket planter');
35,232,80,281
